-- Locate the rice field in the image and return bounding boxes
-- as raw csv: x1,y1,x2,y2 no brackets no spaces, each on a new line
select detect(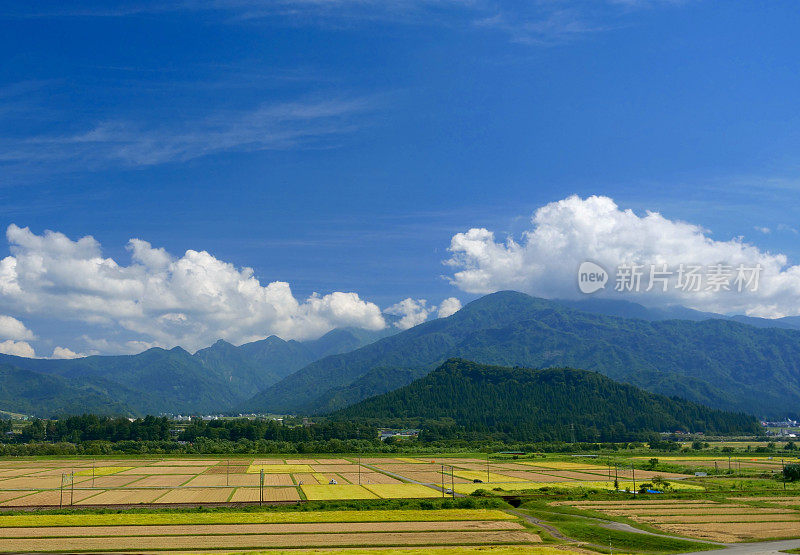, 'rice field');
559,497,800,542
0,506,539,554
0,508,538,554
0,455,707,507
